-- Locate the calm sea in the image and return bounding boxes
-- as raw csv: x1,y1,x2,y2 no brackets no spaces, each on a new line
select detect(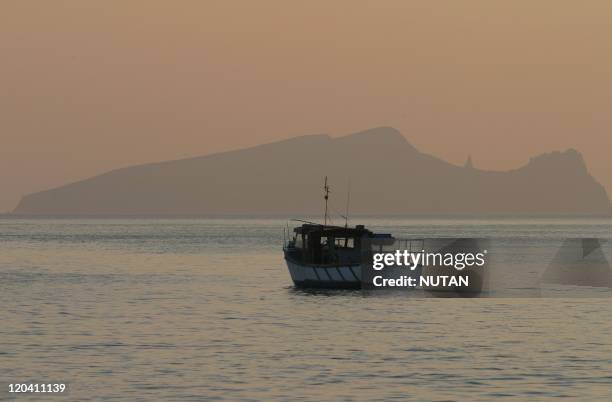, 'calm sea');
1,217,612,401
